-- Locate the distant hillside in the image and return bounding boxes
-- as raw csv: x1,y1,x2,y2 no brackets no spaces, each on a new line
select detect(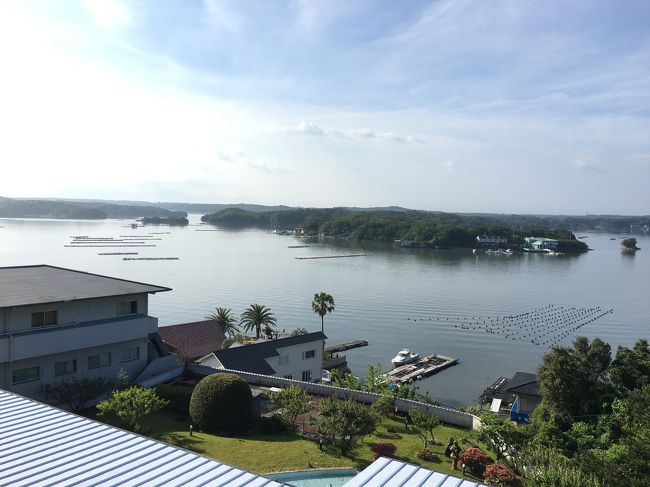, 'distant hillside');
200,207,591,251
0,197,187,219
